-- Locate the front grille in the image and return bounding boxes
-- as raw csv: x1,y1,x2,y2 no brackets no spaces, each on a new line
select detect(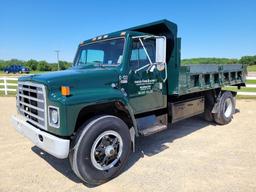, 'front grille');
17,81,47,130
